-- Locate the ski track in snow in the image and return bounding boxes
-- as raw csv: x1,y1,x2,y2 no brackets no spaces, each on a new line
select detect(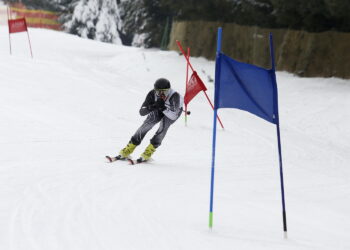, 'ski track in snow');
0,27,350,250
